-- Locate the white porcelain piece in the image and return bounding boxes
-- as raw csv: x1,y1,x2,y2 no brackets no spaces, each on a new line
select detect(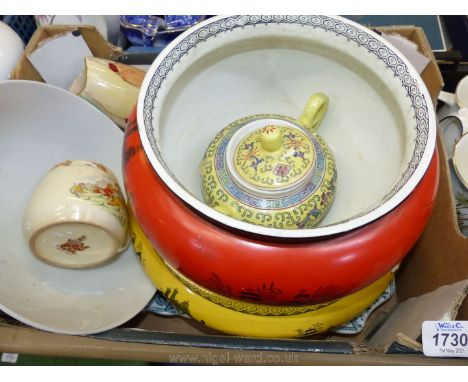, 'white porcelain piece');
23,160,129,269
439,76,468,134
452,108,468,189
439,75,468,109
453,135,468,189
0,80,155,335
439,80,468,190
0,21,24,80
137,15,437,239
438,104,468,237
